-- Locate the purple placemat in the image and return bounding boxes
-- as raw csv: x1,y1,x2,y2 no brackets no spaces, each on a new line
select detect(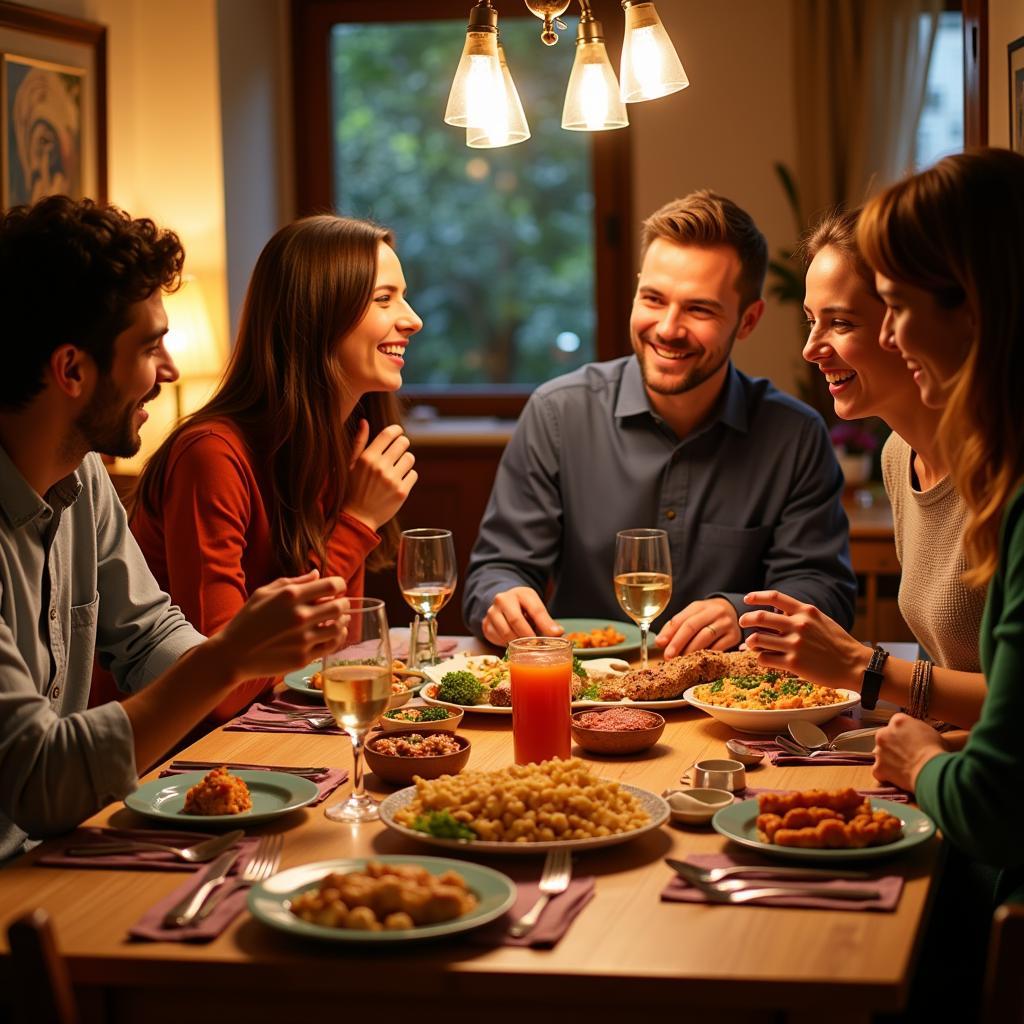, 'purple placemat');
661,853,903,911
36,829,258,871
159,765,349,806
224,702,344,735
735,738,876,766
470,877,595,948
